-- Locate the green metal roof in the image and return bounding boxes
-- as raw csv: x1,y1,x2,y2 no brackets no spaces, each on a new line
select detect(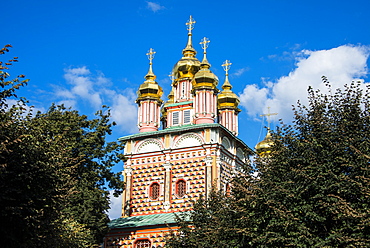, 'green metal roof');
108,212,188,229
165,100,193,107
118,123,217,141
